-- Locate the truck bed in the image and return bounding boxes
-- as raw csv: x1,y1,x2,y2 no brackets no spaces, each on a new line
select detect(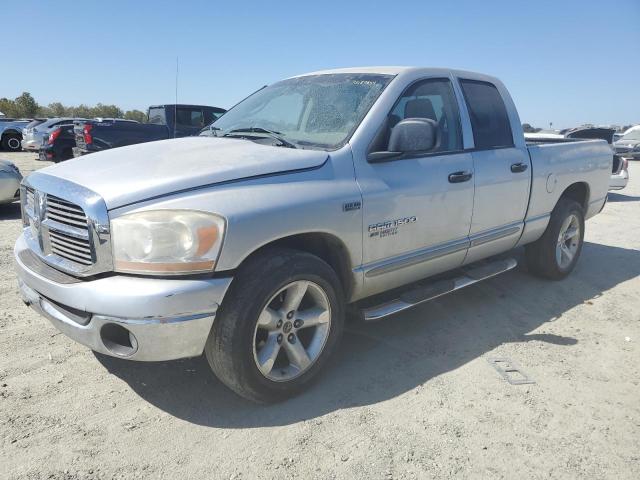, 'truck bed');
525,138,611,222
74,120,169,156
